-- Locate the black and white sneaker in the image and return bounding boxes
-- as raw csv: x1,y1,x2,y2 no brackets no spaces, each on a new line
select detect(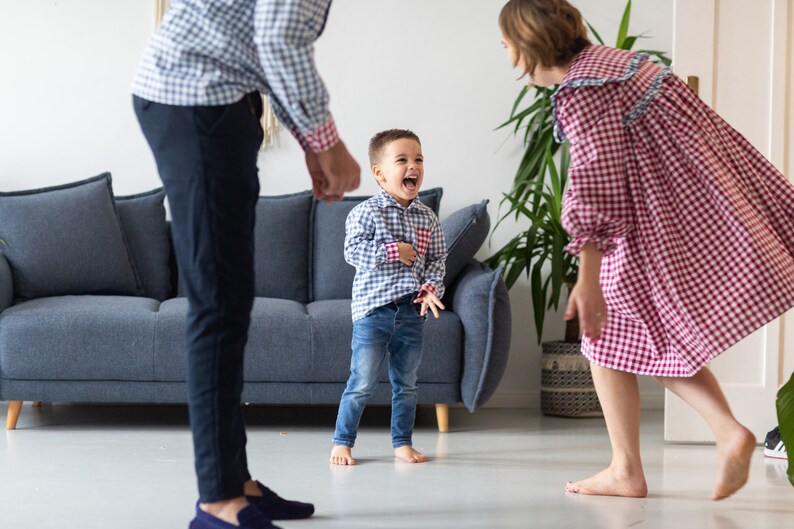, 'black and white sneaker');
764,426,787,460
